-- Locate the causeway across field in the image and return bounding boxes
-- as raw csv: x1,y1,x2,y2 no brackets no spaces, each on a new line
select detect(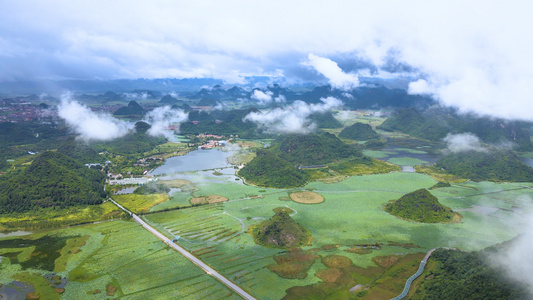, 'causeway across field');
108,199,256,300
